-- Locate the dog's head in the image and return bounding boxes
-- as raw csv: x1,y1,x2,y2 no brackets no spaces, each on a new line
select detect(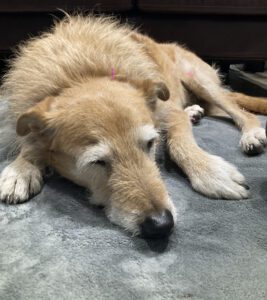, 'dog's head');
16,77,176,238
